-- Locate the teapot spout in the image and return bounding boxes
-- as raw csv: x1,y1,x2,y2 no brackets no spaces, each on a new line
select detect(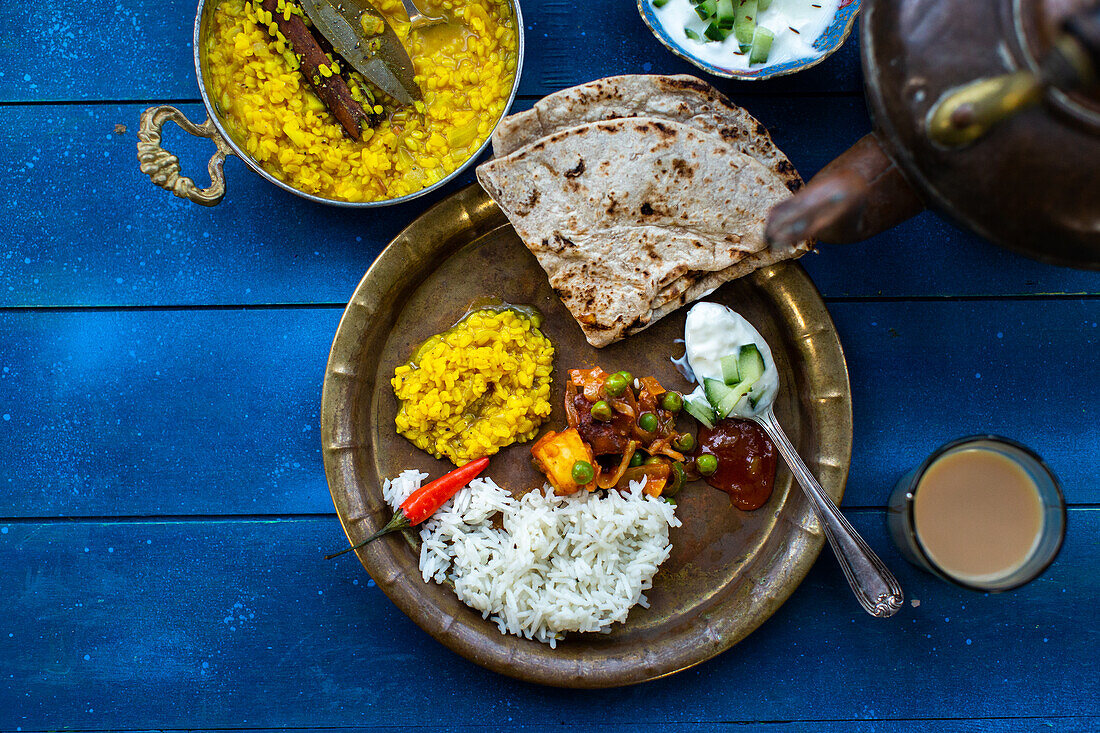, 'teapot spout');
766,133,925,247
